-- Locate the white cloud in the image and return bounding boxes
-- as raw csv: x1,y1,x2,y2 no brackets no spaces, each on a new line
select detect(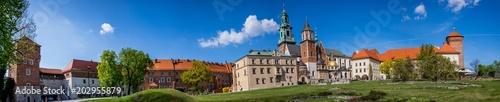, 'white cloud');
473,0,480,6
414,3,427,17
198,15,279,48
401,15,411,22
99,23,114,35
441,0,481,13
